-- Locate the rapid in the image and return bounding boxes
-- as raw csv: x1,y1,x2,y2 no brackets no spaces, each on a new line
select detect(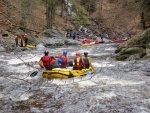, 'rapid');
0,42,150,113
